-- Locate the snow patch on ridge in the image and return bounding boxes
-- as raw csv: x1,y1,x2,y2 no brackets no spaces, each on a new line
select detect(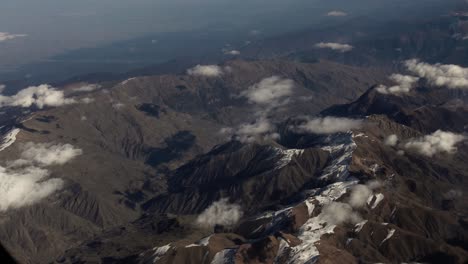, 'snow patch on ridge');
275,133,359,263
380,229,395,246
152,244,171,262
275,148,304,169
211,249,236,264
0,128,20,152
367,193,384,209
